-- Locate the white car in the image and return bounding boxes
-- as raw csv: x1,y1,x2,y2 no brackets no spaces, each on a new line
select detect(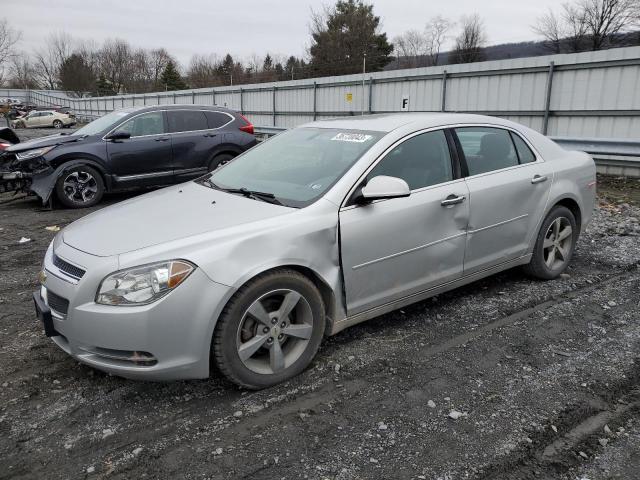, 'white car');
12,110,76,129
